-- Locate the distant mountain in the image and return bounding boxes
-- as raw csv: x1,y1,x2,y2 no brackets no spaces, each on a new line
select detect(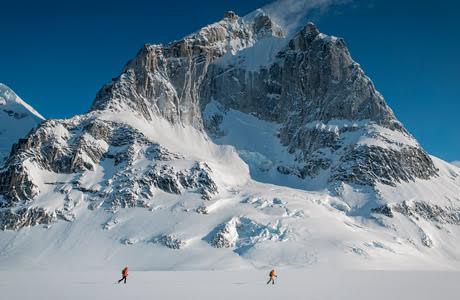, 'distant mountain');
0,83,45,161
1,10,460,270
